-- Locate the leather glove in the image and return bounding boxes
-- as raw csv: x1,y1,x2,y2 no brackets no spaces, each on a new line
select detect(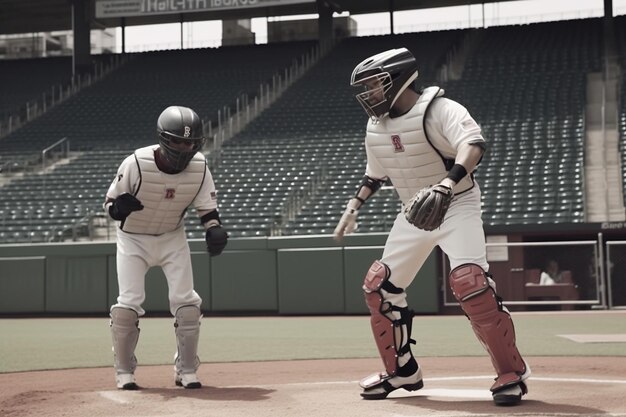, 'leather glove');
404,184,453,231
205,225,228,256
333,200,359,241
109,193,144,221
